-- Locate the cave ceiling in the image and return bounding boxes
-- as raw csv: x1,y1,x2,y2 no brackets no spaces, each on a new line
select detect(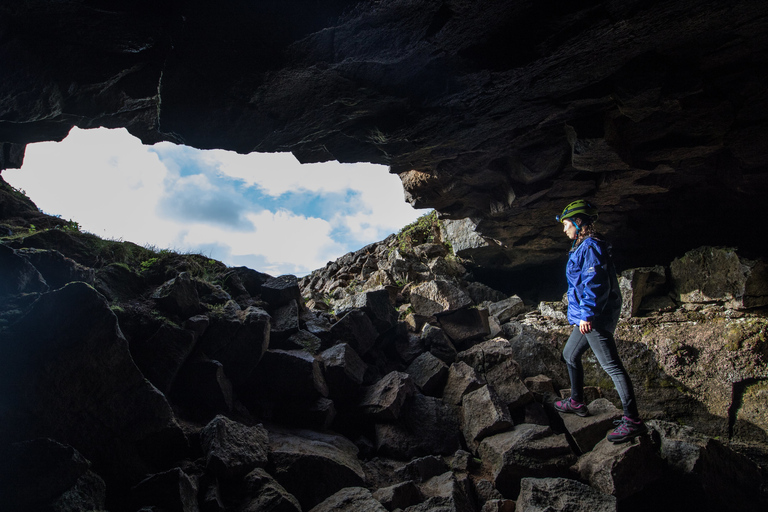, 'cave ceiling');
1,0,767,273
